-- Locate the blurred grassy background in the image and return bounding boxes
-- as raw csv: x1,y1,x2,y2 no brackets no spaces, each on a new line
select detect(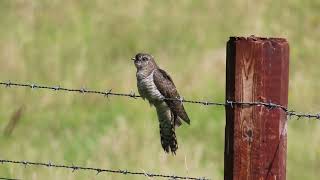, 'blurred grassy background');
0,0,319,179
